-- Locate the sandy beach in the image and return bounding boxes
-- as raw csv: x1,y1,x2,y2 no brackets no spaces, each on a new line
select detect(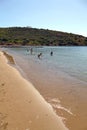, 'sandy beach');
0,51,68,130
